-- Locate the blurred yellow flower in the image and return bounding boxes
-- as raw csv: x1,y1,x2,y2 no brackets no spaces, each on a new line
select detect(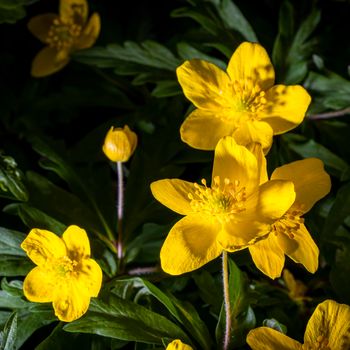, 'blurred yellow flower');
247,299,350,350
248,158,331,279
21,225,102,322
151,136,295,275
102,125,138,162
28,0,100,77
177,41,311,153
282,269,311,304
166,339,193,350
